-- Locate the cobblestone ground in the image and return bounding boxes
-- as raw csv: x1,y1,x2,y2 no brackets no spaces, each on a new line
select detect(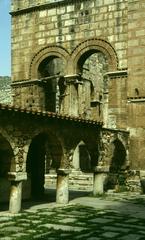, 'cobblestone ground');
1,191,145,240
